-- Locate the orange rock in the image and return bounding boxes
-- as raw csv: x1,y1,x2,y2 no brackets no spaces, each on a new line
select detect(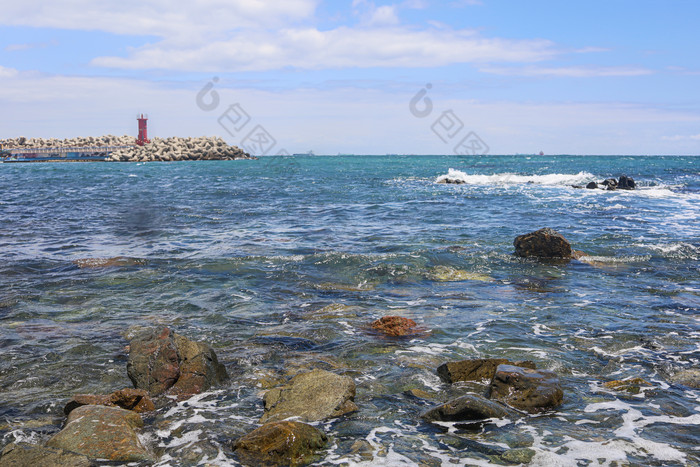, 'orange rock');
370,316,417,337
